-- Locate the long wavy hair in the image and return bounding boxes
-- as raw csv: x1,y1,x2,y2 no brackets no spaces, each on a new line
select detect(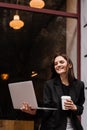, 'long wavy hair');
51,53,75,85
